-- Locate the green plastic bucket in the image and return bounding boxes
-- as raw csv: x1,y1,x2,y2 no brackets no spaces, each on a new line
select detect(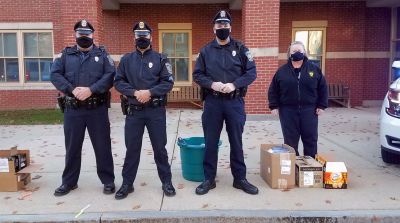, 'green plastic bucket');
177,137,222,182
